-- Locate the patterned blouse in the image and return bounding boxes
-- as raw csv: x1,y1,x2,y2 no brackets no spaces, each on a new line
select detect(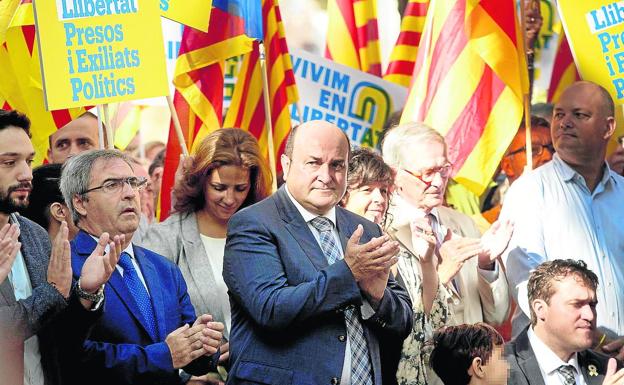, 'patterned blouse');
395,247,450,385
